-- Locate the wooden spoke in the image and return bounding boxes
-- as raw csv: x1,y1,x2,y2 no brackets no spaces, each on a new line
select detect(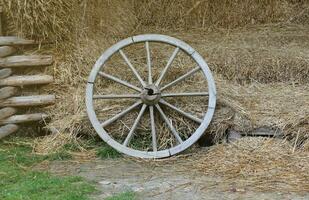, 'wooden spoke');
159,99,202,123
101,100,142,127
146,41,152,84
149,106,157,151
123,104,147,146
93,94,140,99
155,104,183,144
98,72,142,92
161,92,209,97
155,47,180,86
160,66,201,91
119,49,146,87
